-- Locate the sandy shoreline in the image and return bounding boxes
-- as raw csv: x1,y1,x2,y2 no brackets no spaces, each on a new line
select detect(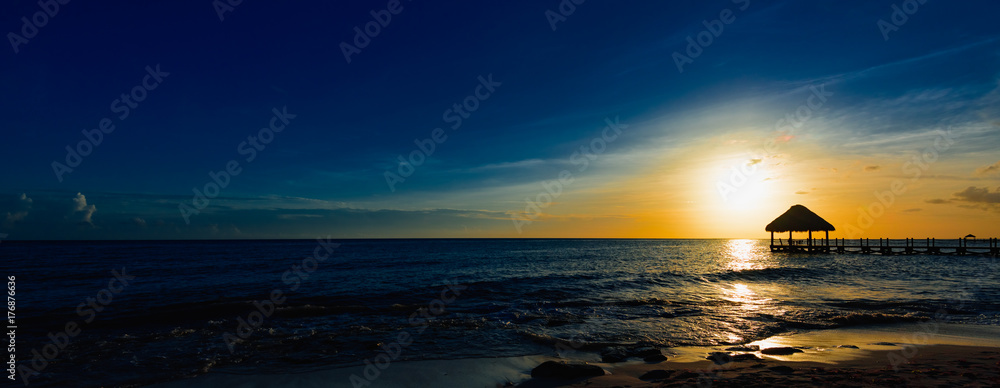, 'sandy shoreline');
518,324,1000,387
151,323,1000,387
521,344,1000,387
